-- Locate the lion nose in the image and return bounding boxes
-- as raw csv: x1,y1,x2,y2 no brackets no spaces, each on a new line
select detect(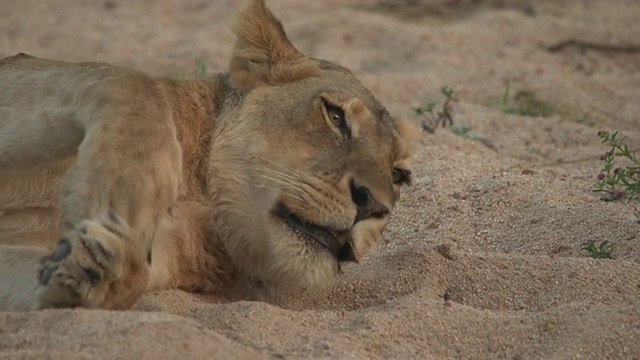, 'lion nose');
350,179,389,224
